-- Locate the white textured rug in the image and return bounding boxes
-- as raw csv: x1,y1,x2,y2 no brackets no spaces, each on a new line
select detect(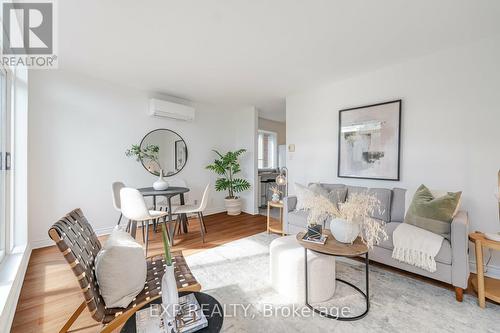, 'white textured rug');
185,233,499,332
